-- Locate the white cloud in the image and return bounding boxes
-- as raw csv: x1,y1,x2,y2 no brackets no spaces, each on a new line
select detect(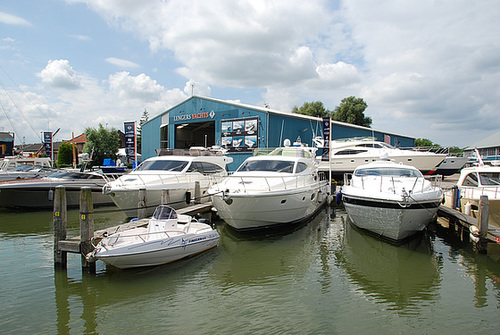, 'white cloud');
0,12,32,26
38,59,80,89
38,0,500,147
105,57,140,69
109,71,165,101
